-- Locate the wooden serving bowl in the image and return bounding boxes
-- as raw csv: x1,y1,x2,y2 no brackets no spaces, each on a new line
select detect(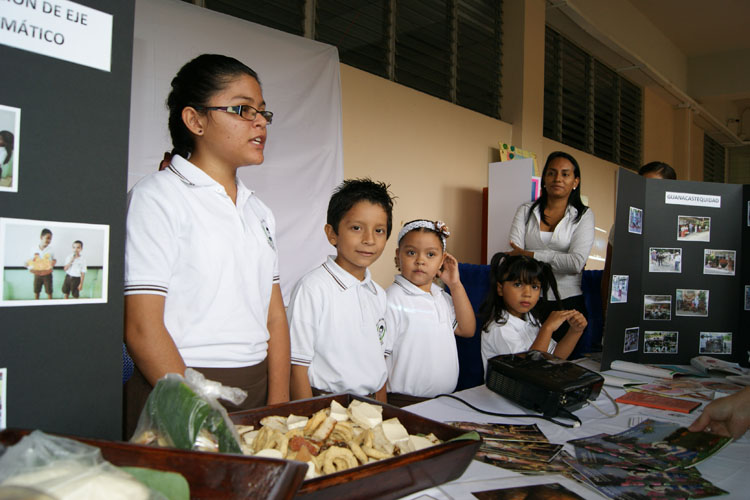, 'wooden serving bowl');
229,394,481,500
0,428,307,500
